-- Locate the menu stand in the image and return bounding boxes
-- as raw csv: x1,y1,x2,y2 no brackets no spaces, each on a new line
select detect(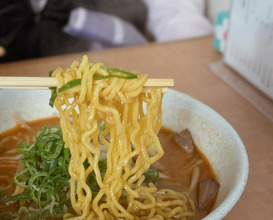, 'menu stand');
210,61,273,122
